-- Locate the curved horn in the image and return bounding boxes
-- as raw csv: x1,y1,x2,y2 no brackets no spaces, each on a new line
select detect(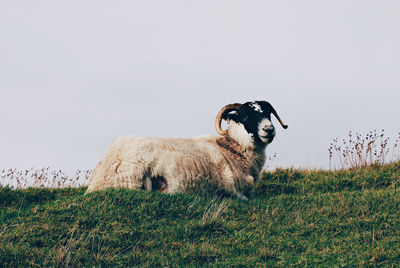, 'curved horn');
215,103,242,135
269,104,288,129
